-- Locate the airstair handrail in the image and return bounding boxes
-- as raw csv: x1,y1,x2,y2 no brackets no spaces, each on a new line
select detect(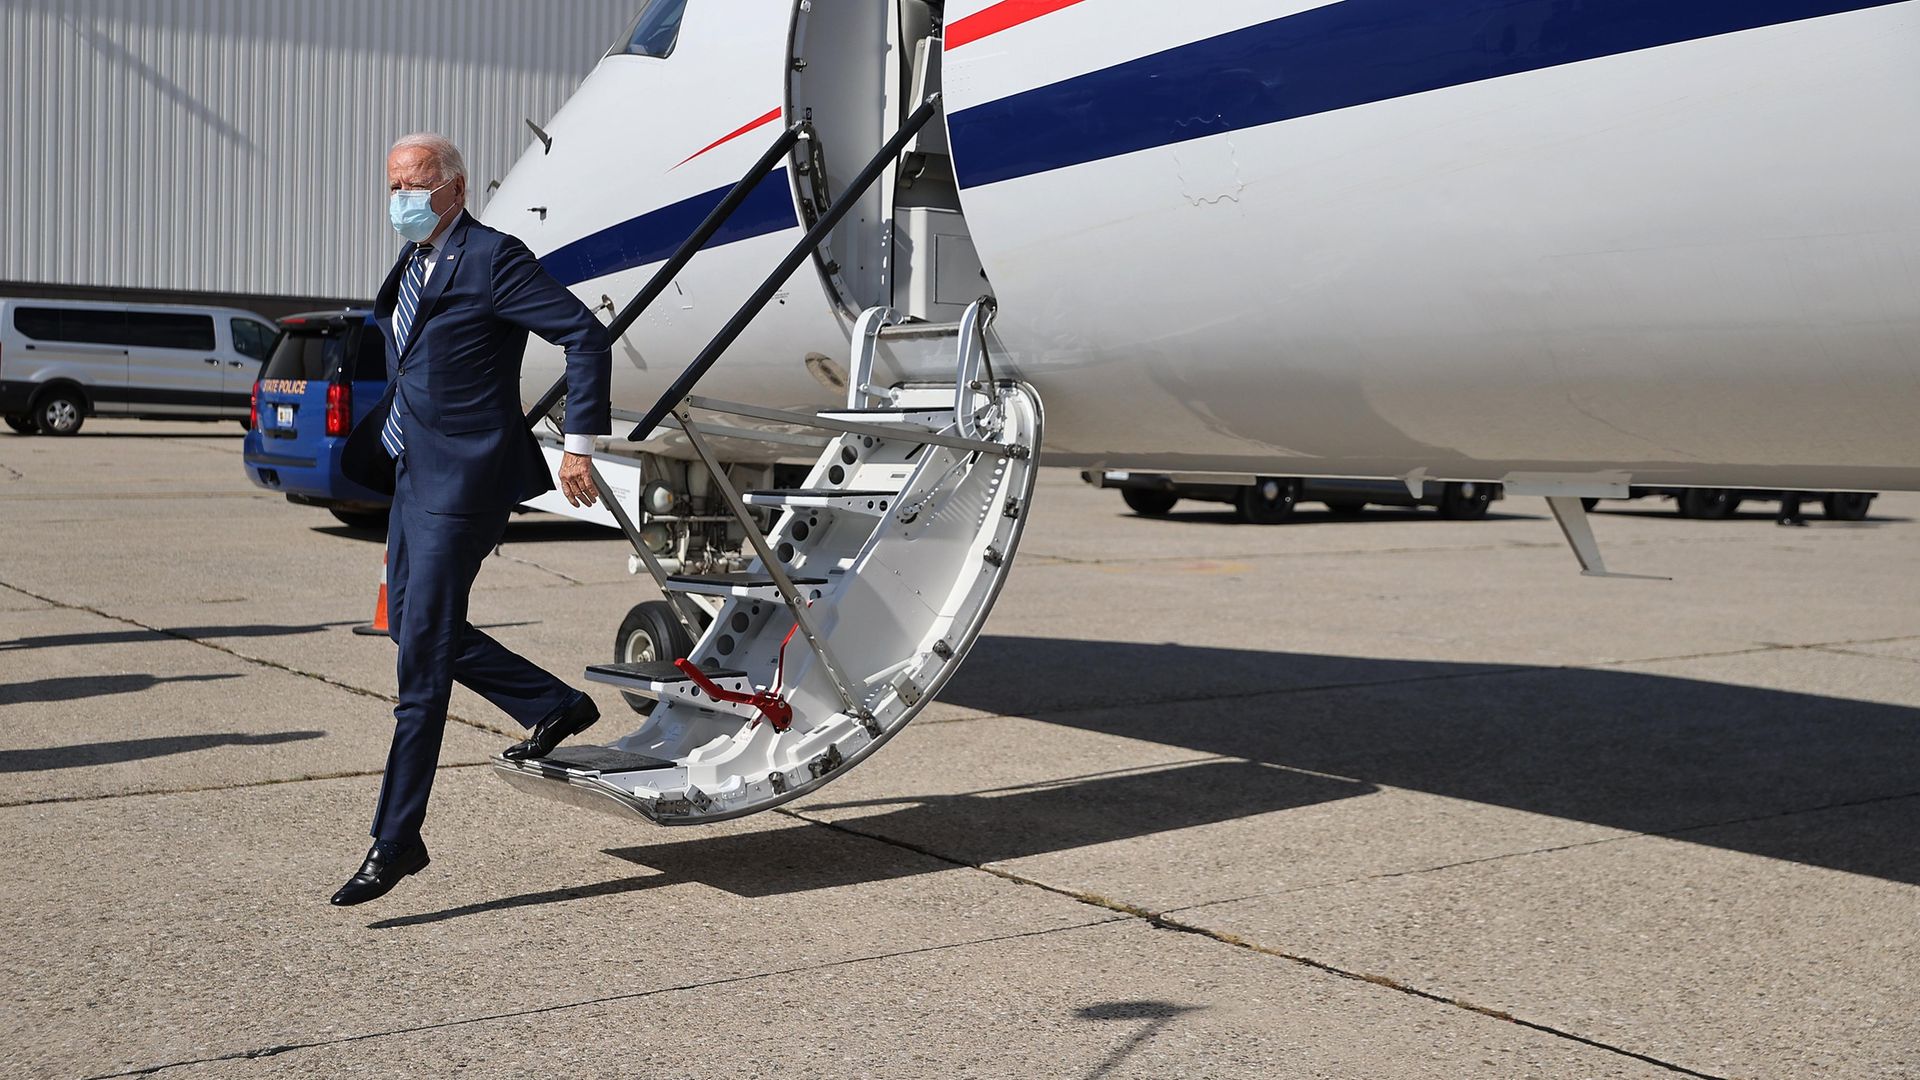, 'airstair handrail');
522,120,810,428
628,93,944,443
